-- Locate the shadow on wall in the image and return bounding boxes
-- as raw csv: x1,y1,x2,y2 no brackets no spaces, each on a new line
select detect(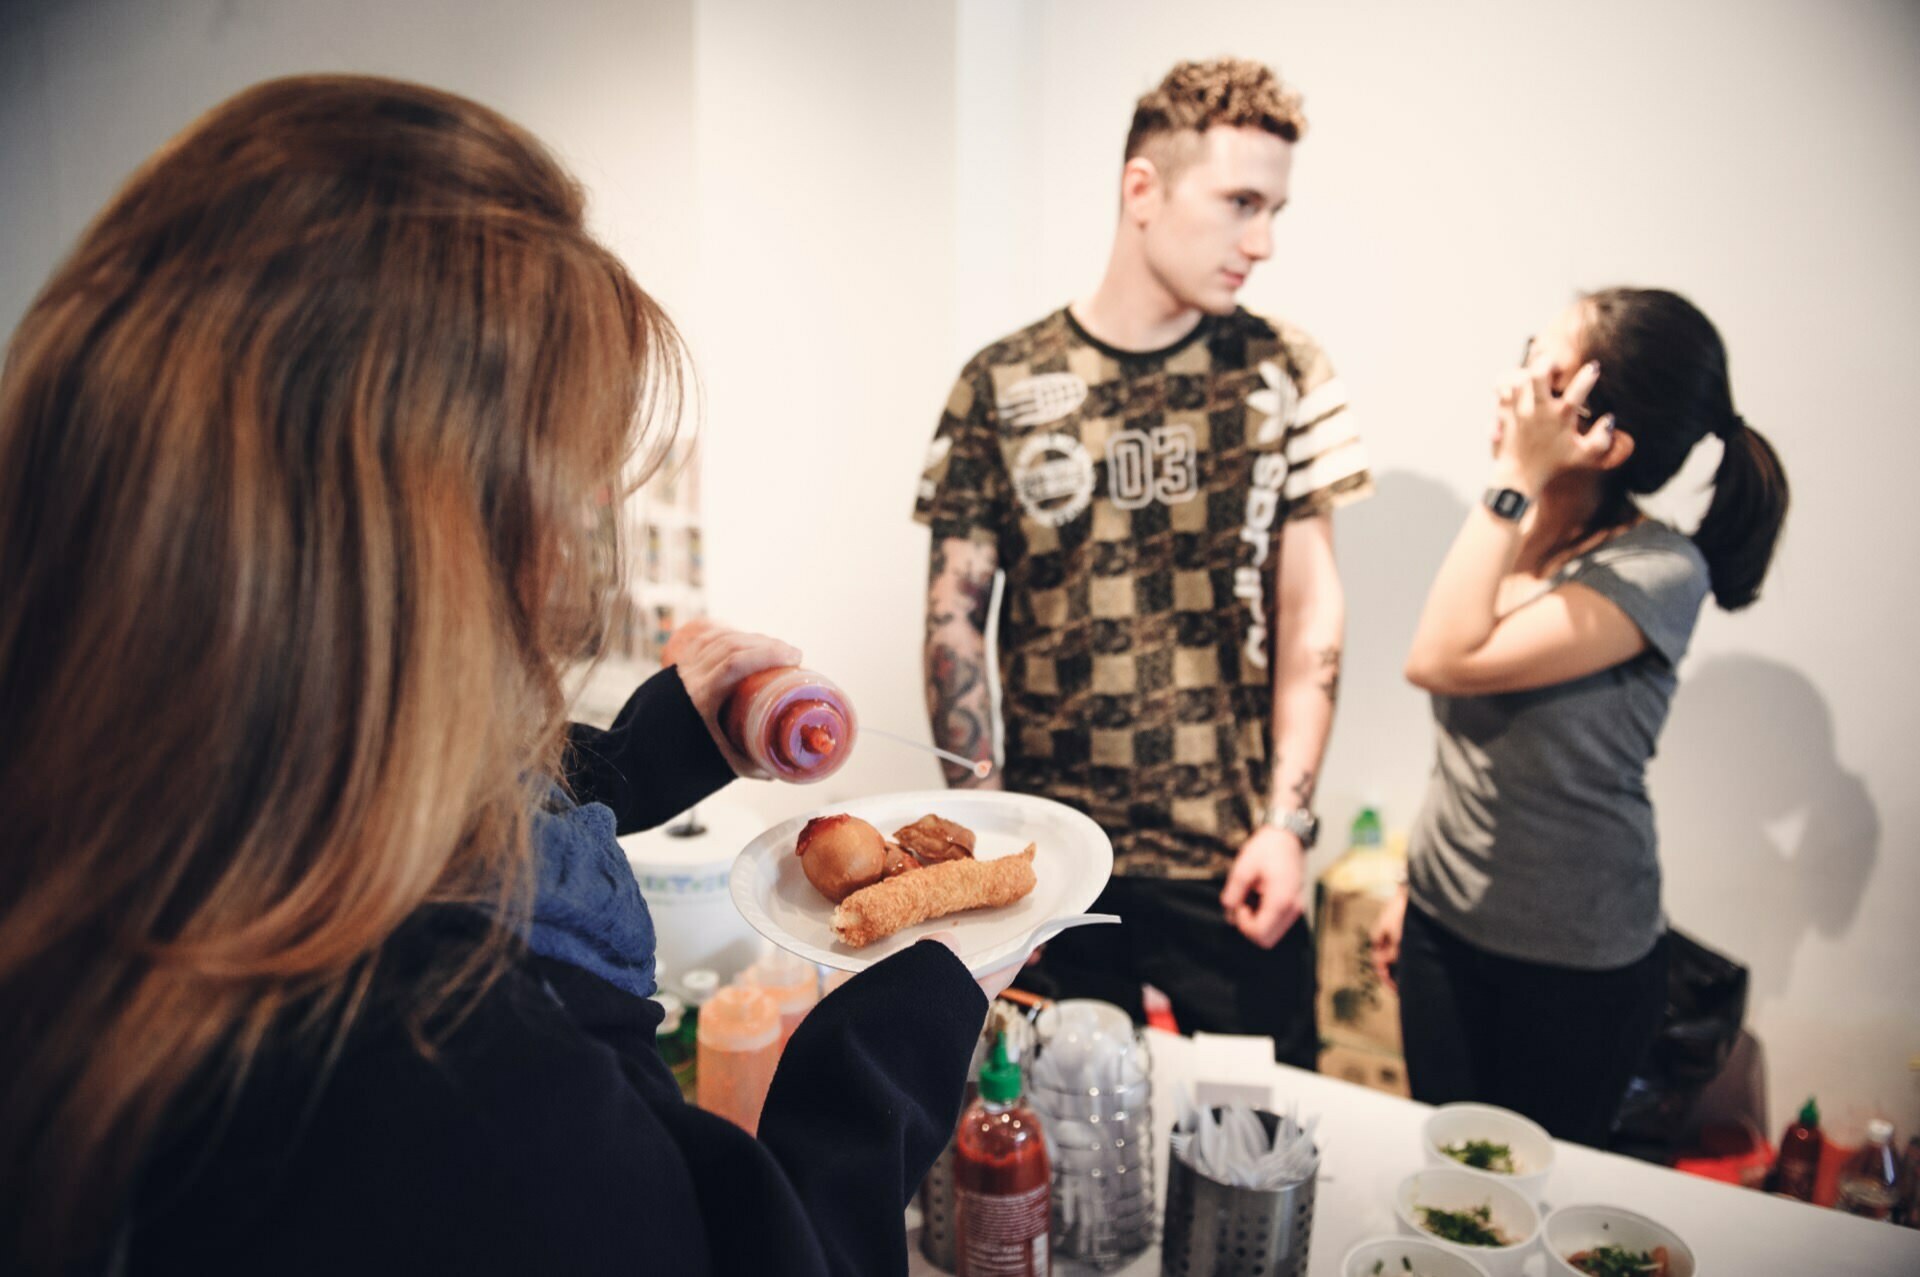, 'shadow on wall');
1652,653,1880,999
1326,469,1468,821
